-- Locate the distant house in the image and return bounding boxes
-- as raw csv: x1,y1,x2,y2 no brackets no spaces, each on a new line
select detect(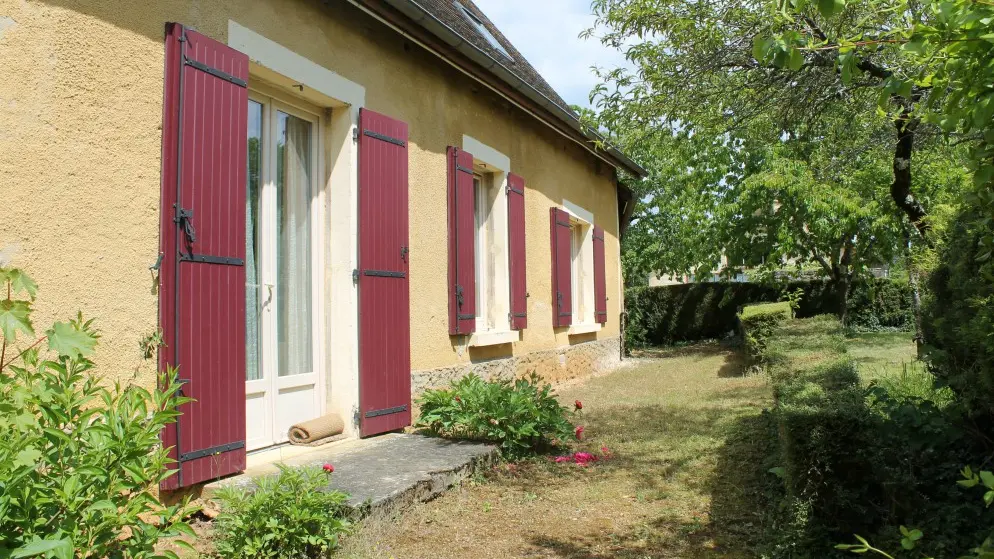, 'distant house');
0,0,645,489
